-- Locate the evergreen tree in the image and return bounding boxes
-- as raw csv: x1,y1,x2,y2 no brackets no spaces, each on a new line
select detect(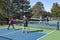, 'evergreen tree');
3,0,32,19
0,0,8,18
